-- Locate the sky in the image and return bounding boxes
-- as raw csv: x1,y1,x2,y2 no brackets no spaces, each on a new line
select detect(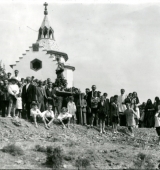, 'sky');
0,0,160,102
